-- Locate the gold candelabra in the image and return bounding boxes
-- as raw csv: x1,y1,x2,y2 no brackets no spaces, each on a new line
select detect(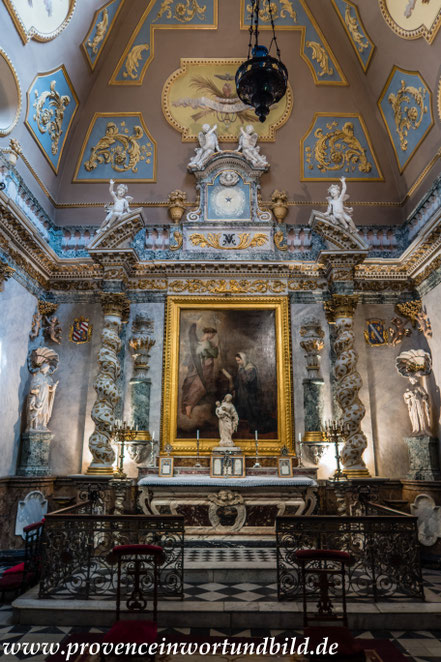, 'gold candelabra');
111,419,138,478
322,420,349,482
